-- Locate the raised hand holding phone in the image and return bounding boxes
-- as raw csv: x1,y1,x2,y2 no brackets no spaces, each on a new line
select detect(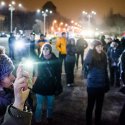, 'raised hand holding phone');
13,64,30,111
20,58,34,89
